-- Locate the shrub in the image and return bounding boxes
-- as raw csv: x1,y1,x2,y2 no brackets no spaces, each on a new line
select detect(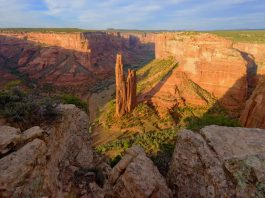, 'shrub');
0,88,60,130
59,94,88,112
4,80,22,90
